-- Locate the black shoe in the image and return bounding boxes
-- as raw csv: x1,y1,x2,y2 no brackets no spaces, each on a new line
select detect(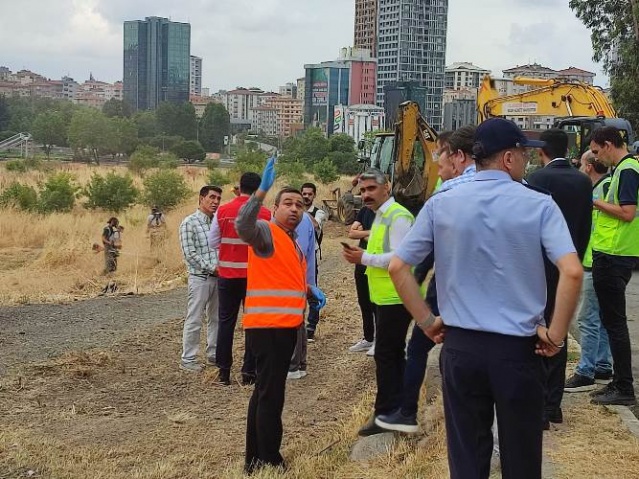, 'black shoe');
594,370,613,384
241,374,256,386
358,415,387,437
564,373,596,393
542,419,550,431
590,382,616,397
218,368,231,386
544,407,563,425
307,330,315,343
591,386,636,406
375,409,419,433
